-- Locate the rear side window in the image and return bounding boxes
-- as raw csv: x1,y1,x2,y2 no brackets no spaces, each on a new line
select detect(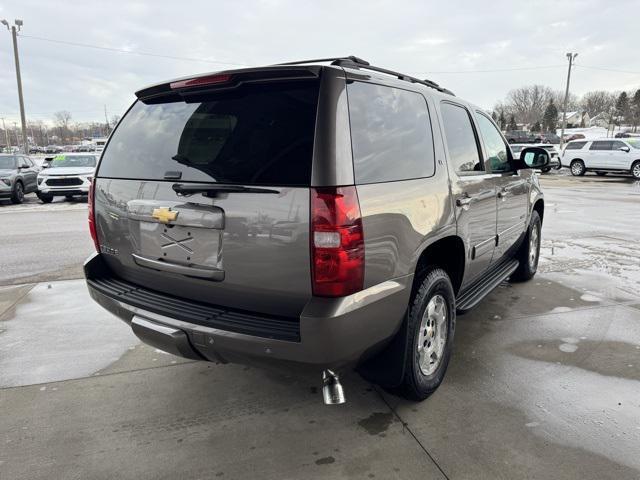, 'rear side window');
565,141,586,150
347,82,435,184
440,103,482,173
99,82,319,186
589,141,612,151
